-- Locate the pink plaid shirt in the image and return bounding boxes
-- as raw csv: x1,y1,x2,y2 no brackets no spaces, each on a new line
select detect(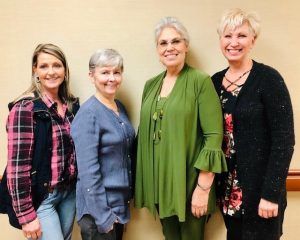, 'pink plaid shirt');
6,95,76,225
